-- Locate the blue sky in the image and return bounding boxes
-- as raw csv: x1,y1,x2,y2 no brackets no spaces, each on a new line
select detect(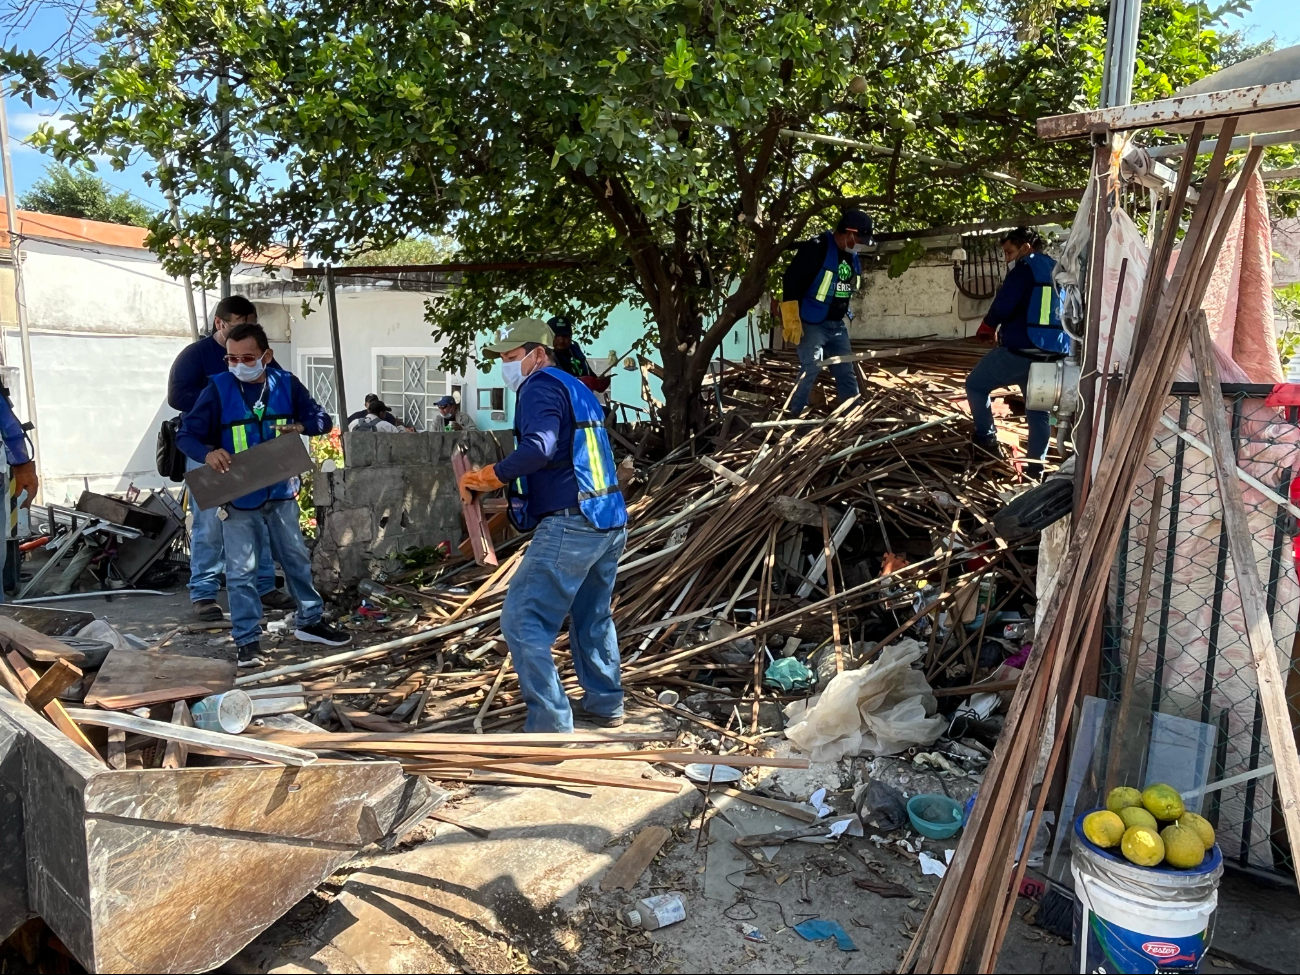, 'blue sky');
1,0,1296,215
